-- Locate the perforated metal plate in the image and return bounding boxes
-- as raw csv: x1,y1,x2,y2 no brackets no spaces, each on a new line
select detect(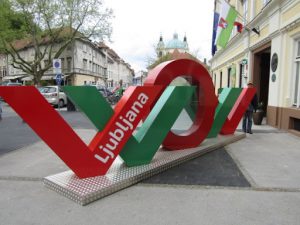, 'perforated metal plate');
44,133,245,205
